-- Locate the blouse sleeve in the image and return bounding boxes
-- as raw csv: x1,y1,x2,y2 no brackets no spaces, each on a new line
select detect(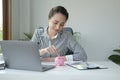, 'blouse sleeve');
67,32,87,62
31,29,41,42
31,28,44,48
31,28,51,58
